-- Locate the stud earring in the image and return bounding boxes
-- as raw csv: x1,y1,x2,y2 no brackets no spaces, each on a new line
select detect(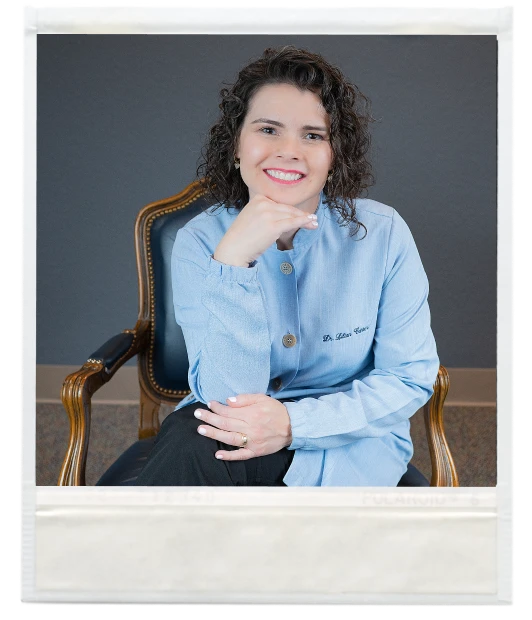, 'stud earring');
234,159,240,169
327,171,332,182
